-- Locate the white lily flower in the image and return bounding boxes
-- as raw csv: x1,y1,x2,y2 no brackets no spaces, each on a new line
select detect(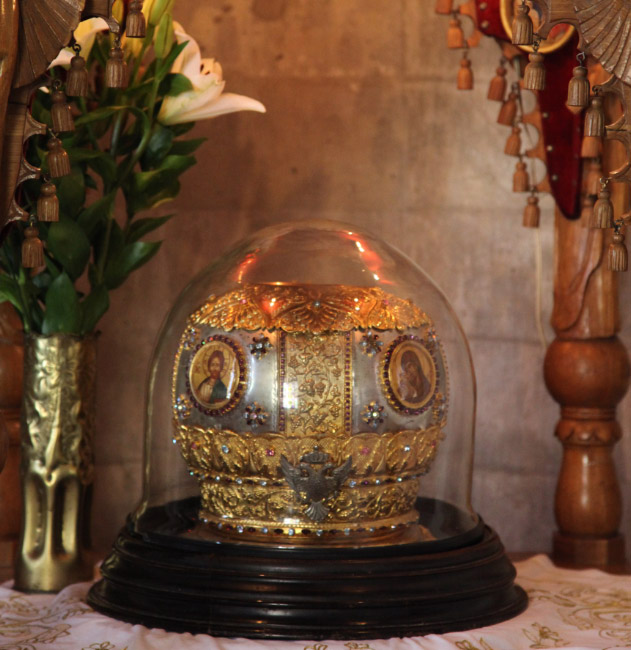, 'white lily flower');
48,18,110,69
158,23,265,125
